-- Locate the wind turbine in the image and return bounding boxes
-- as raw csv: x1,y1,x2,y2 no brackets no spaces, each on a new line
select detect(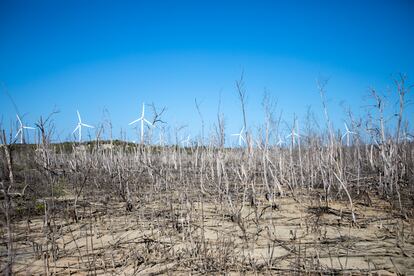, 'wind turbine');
129,102,153,144
341,123,356,146
181,135,191,147
73,110,94,142
286,128,300,146
276,135,285,147
231,126,246,146
401,133,413,142
15,114,35,144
